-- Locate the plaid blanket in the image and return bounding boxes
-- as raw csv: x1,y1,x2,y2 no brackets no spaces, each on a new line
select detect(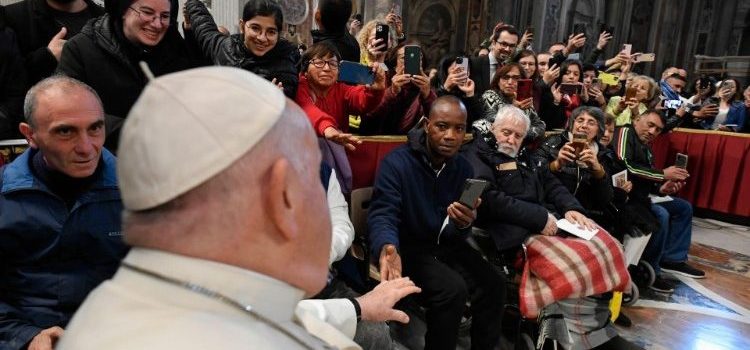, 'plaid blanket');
519,229,631,319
